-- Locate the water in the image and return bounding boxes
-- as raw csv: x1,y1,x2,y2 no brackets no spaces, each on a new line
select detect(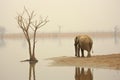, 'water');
0,36,120,80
